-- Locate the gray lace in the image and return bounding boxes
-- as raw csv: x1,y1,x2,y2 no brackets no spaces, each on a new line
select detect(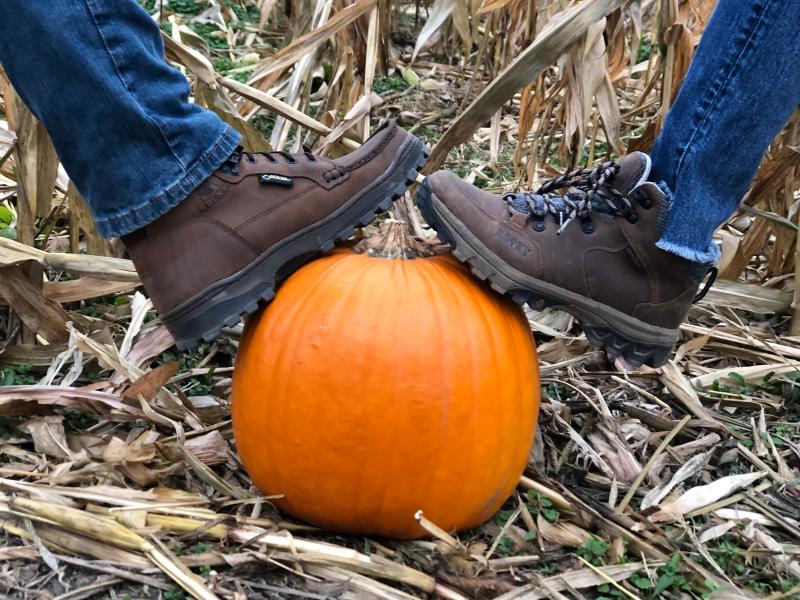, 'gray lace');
504,161,634,233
